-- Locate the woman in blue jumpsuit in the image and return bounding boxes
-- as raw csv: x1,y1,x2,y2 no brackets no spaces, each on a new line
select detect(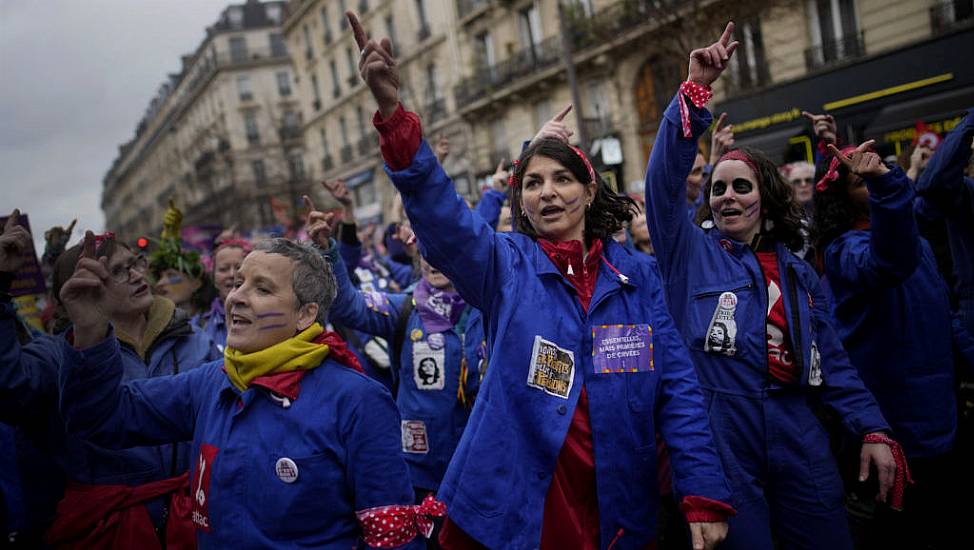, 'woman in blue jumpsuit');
643,23,900,550
348,12,733,550
814,140,974,548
